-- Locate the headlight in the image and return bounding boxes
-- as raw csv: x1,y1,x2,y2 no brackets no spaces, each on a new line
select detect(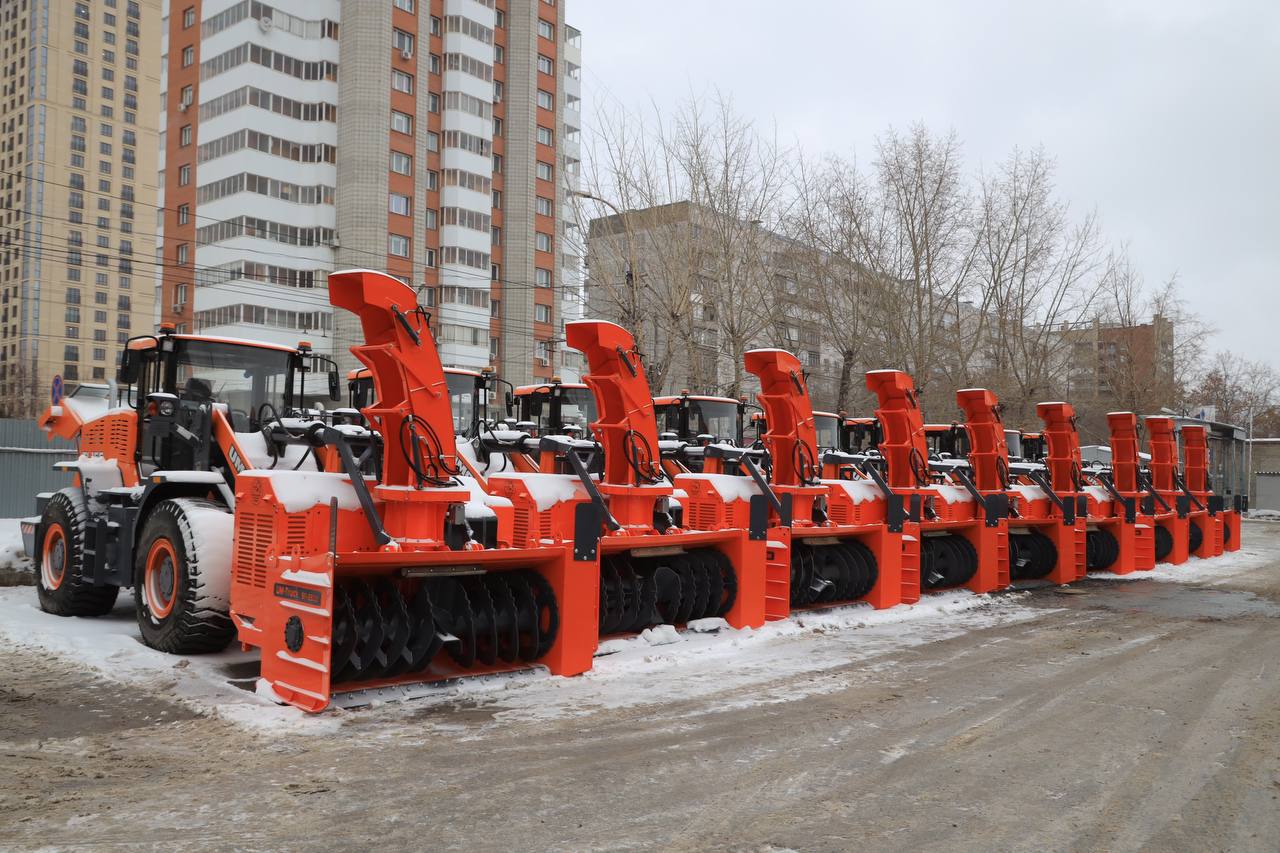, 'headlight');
158,399,176,417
